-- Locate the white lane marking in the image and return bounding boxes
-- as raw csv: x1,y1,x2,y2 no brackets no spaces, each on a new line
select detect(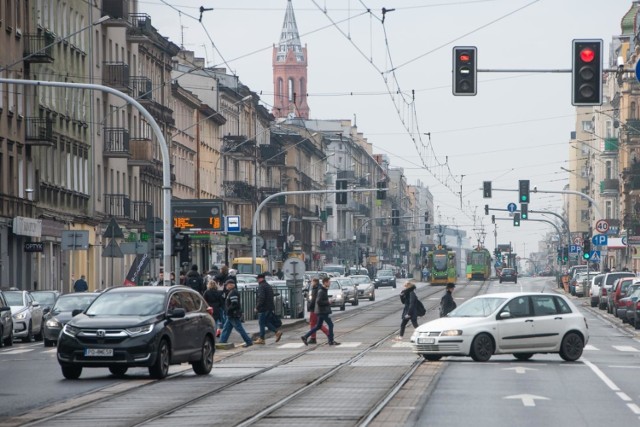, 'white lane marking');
609,365,640,369
504,394,549,407
613,346,639,352
335,342,361,348
279,343,306,349
44,349,57,354
617,392,632,401
0,349,33,355
628,404,640,415
583,359,620,391
583,344,599,351
503,366,537,374
392,342,413,348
